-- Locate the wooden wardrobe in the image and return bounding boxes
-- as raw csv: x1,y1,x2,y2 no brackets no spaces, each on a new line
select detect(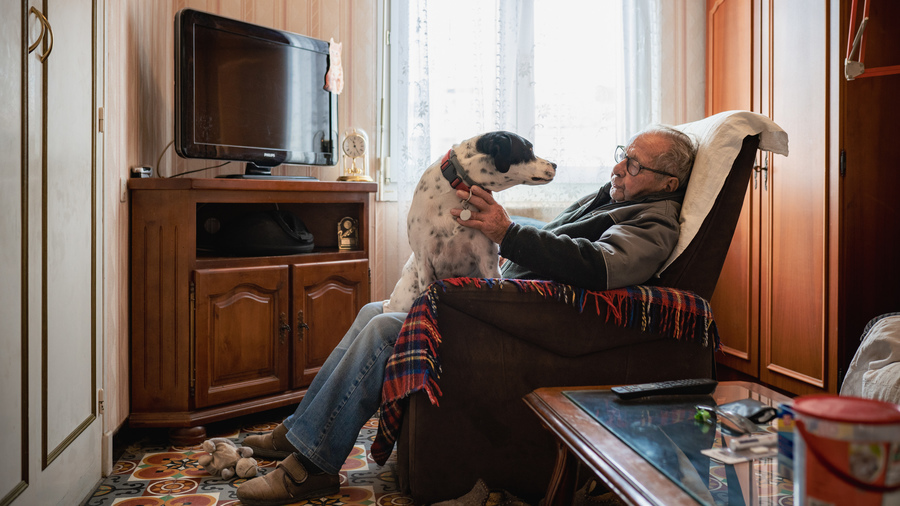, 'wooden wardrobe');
706,0,900,395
